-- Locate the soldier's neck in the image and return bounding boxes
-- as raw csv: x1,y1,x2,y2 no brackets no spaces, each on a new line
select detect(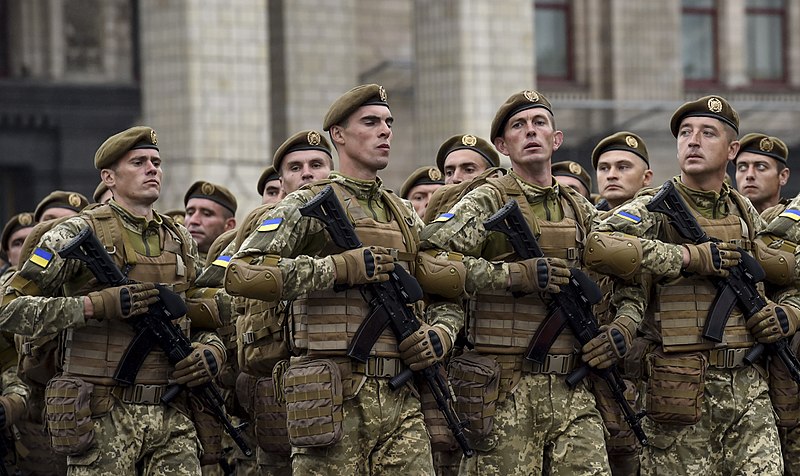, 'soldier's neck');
511,162,553,188
679,172,724,194
339,159,378,182
113,197,154,220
